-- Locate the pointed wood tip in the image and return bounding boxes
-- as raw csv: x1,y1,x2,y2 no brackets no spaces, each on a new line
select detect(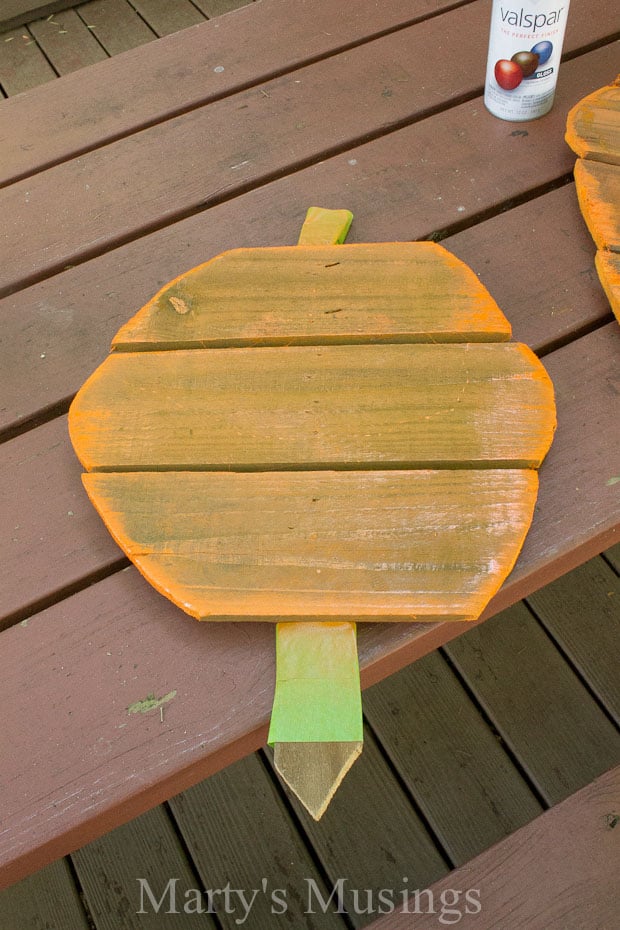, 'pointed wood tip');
273,741,362,820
